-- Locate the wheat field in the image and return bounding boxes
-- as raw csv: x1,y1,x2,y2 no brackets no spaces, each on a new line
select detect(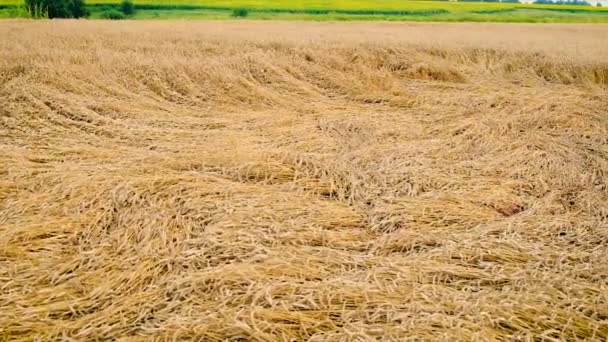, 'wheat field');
1,21,608,340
